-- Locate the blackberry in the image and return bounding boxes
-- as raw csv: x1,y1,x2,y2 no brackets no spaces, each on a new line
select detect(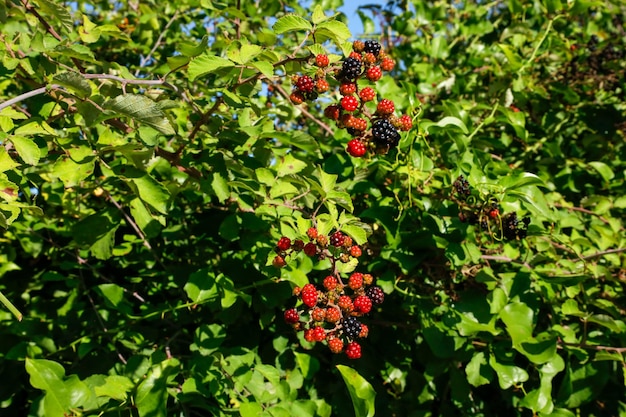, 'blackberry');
364,40,382,56
371,119,400,148
341,57,362,81
341,316,362,340
453,175,471,198
502,212,529,240
365,286,384,305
